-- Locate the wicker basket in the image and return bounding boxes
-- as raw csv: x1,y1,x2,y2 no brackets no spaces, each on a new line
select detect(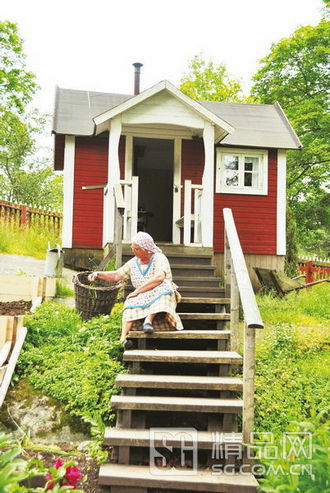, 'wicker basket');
73,271,122,320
